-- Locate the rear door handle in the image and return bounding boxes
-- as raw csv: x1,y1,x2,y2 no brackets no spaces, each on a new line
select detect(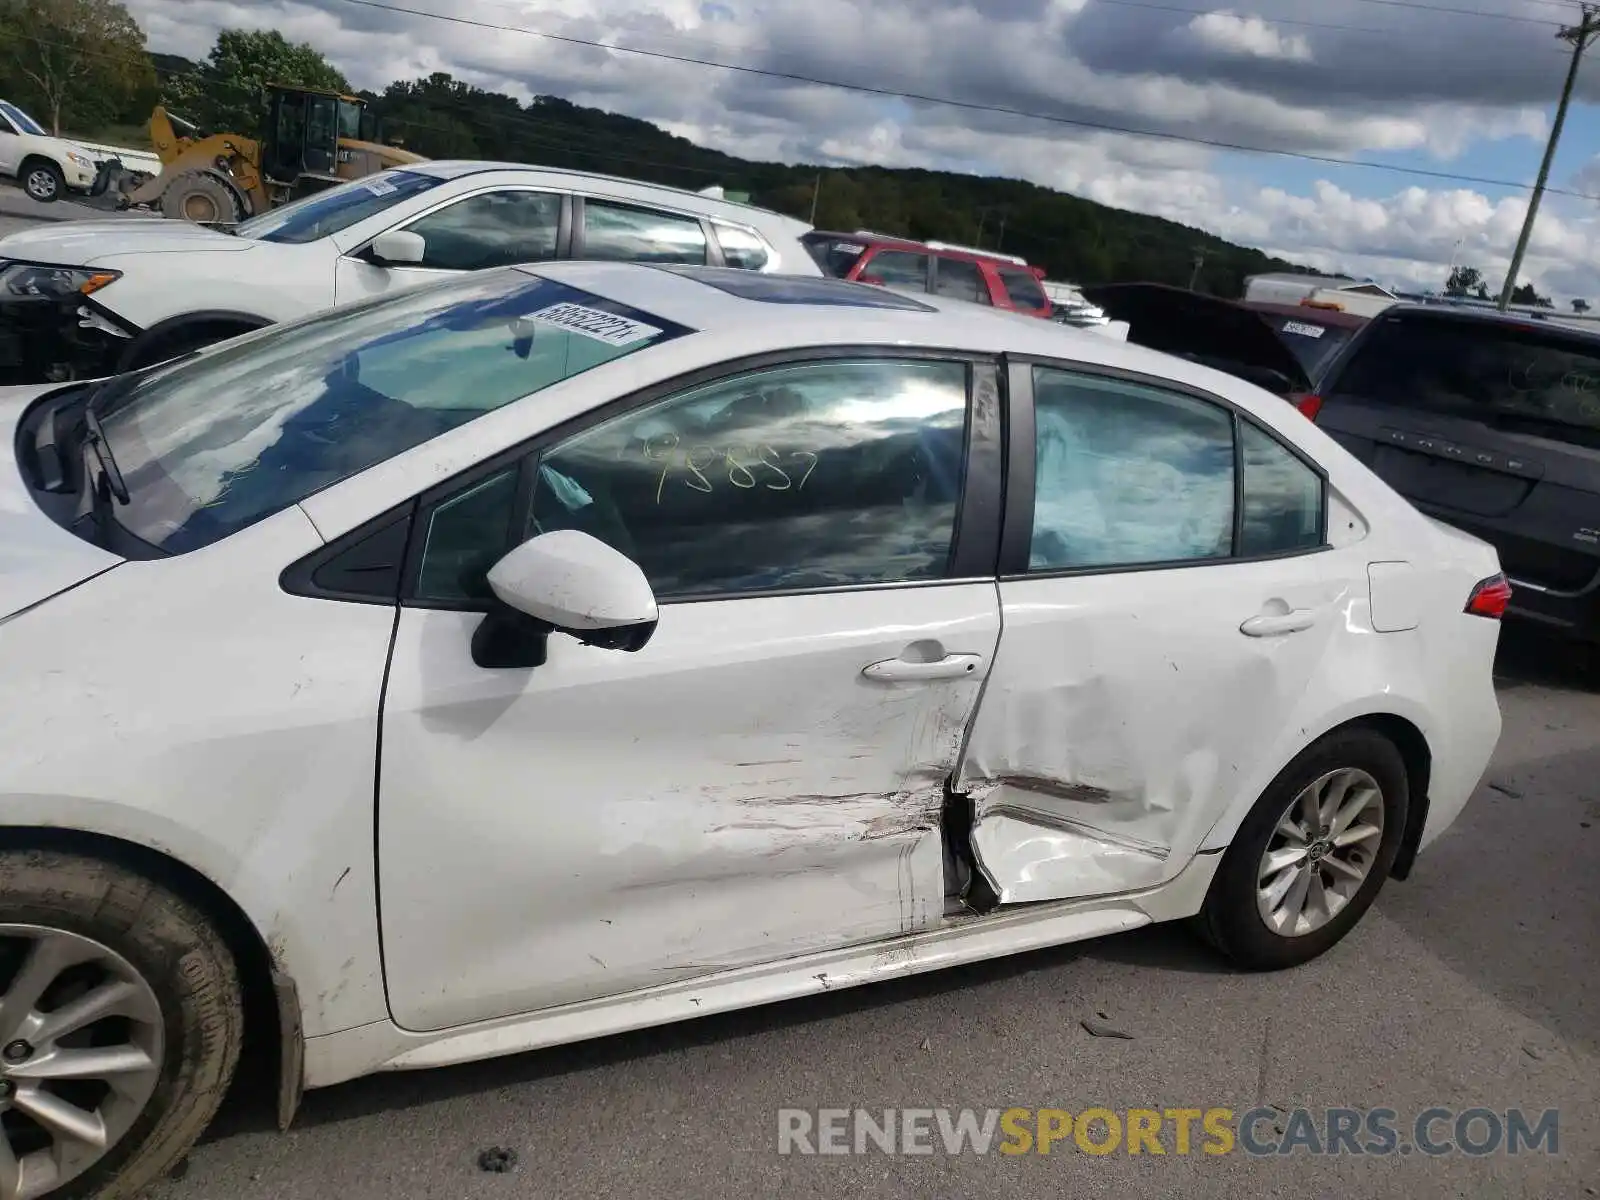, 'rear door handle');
1239,610,1317,637
862,653,984,682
